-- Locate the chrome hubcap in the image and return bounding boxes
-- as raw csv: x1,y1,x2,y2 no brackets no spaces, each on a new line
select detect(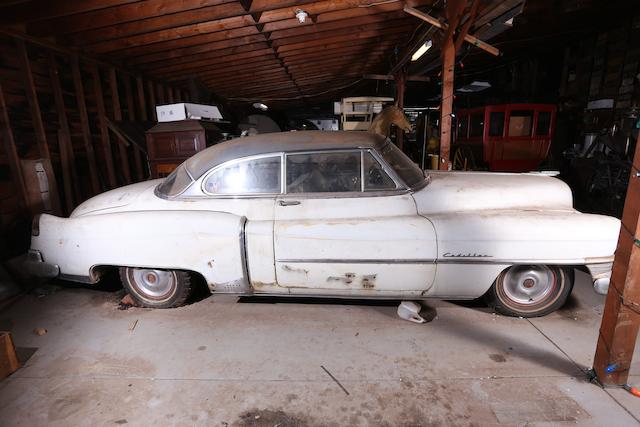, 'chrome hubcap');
502,265,555,305
130,268,175,299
